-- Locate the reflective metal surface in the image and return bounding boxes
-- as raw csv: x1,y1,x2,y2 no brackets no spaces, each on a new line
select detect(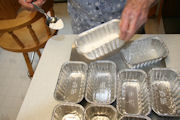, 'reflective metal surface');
75,19,125,60
52,103,84,120
120,36,169,69
117,69,151,116
70,45,166,73
85,104,117,120
149,68,180,117
54,61,88,103
120,115,151,120
148,111,180,120
85,60,116,104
